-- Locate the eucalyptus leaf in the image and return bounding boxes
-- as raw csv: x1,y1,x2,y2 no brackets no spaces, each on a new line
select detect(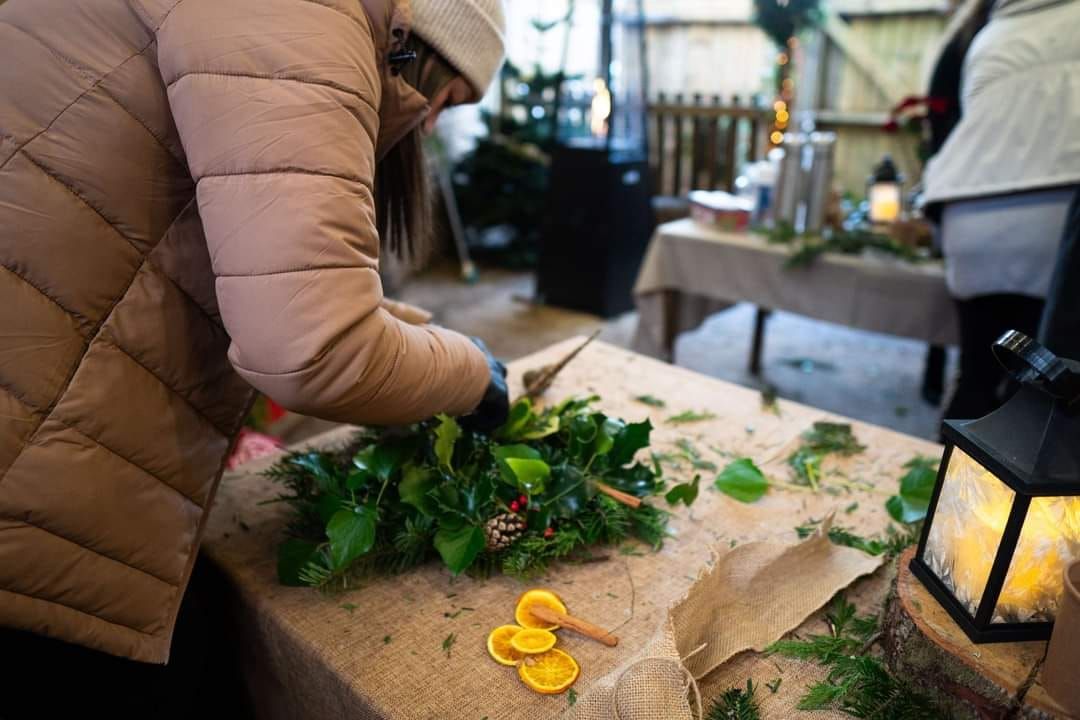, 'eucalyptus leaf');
326,506,377,569
277,538,319,586
433,522,485,574
716,458,768,503
434,415,461,471
886,456,937,524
